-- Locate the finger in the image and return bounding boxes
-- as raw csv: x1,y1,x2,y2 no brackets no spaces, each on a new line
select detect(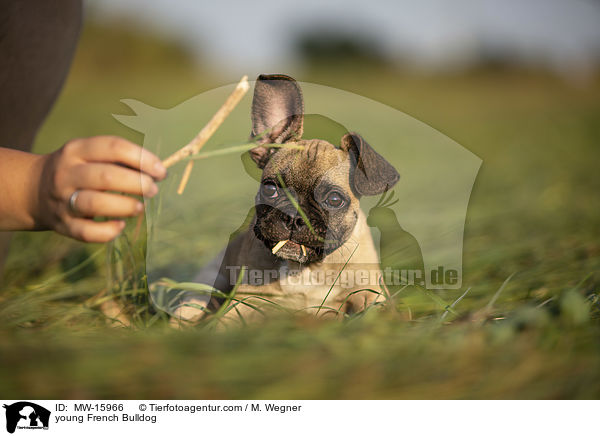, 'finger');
72,190,144,218
70,136,166,180
71,163,158,197
68,218,126,243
